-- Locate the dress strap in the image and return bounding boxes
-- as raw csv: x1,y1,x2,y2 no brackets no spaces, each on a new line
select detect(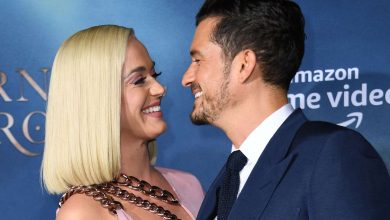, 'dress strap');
59,184,123,215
